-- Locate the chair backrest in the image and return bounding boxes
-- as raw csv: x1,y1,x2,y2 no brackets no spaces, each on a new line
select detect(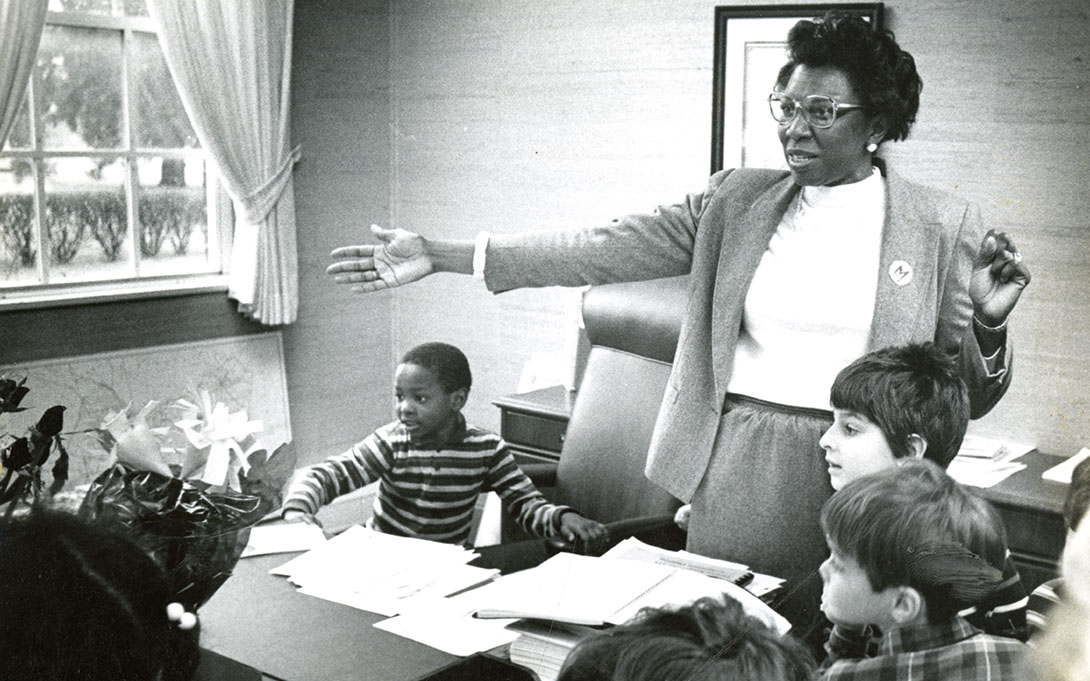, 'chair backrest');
551,276,689,524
